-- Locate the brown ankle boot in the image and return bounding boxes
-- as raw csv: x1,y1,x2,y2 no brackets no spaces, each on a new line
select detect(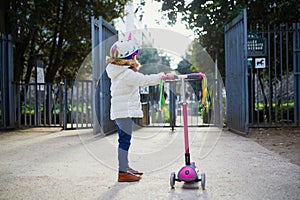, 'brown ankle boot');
118,172,141,182
128,167,143,176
